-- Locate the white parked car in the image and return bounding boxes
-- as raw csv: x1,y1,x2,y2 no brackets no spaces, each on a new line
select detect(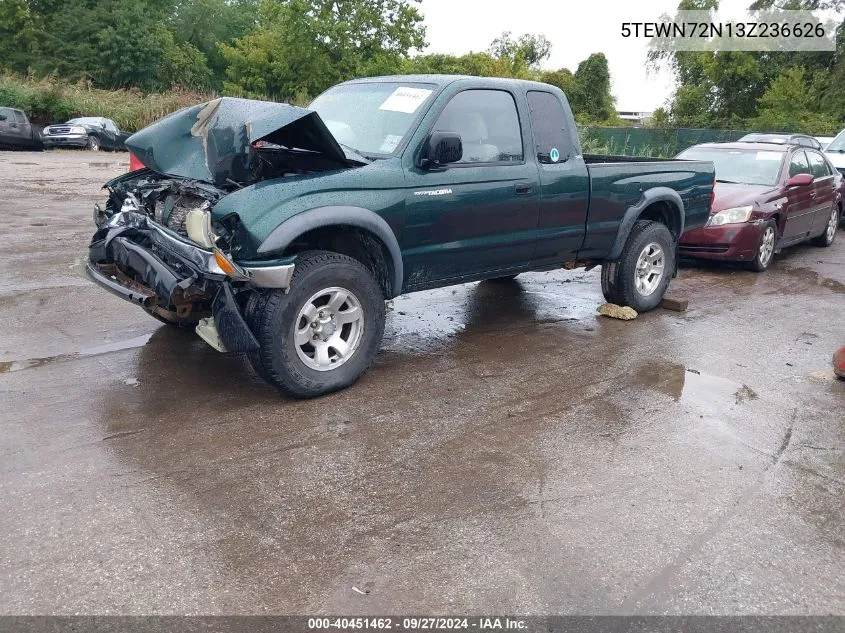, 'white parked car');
823,129,845,173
